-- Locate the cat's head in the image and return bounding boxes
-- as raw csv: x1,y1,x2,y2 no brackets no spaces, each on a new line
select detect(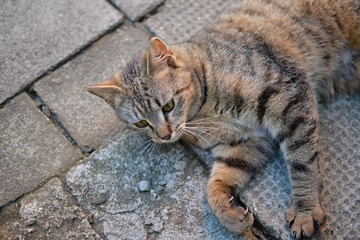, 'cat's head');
88,37,199,143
